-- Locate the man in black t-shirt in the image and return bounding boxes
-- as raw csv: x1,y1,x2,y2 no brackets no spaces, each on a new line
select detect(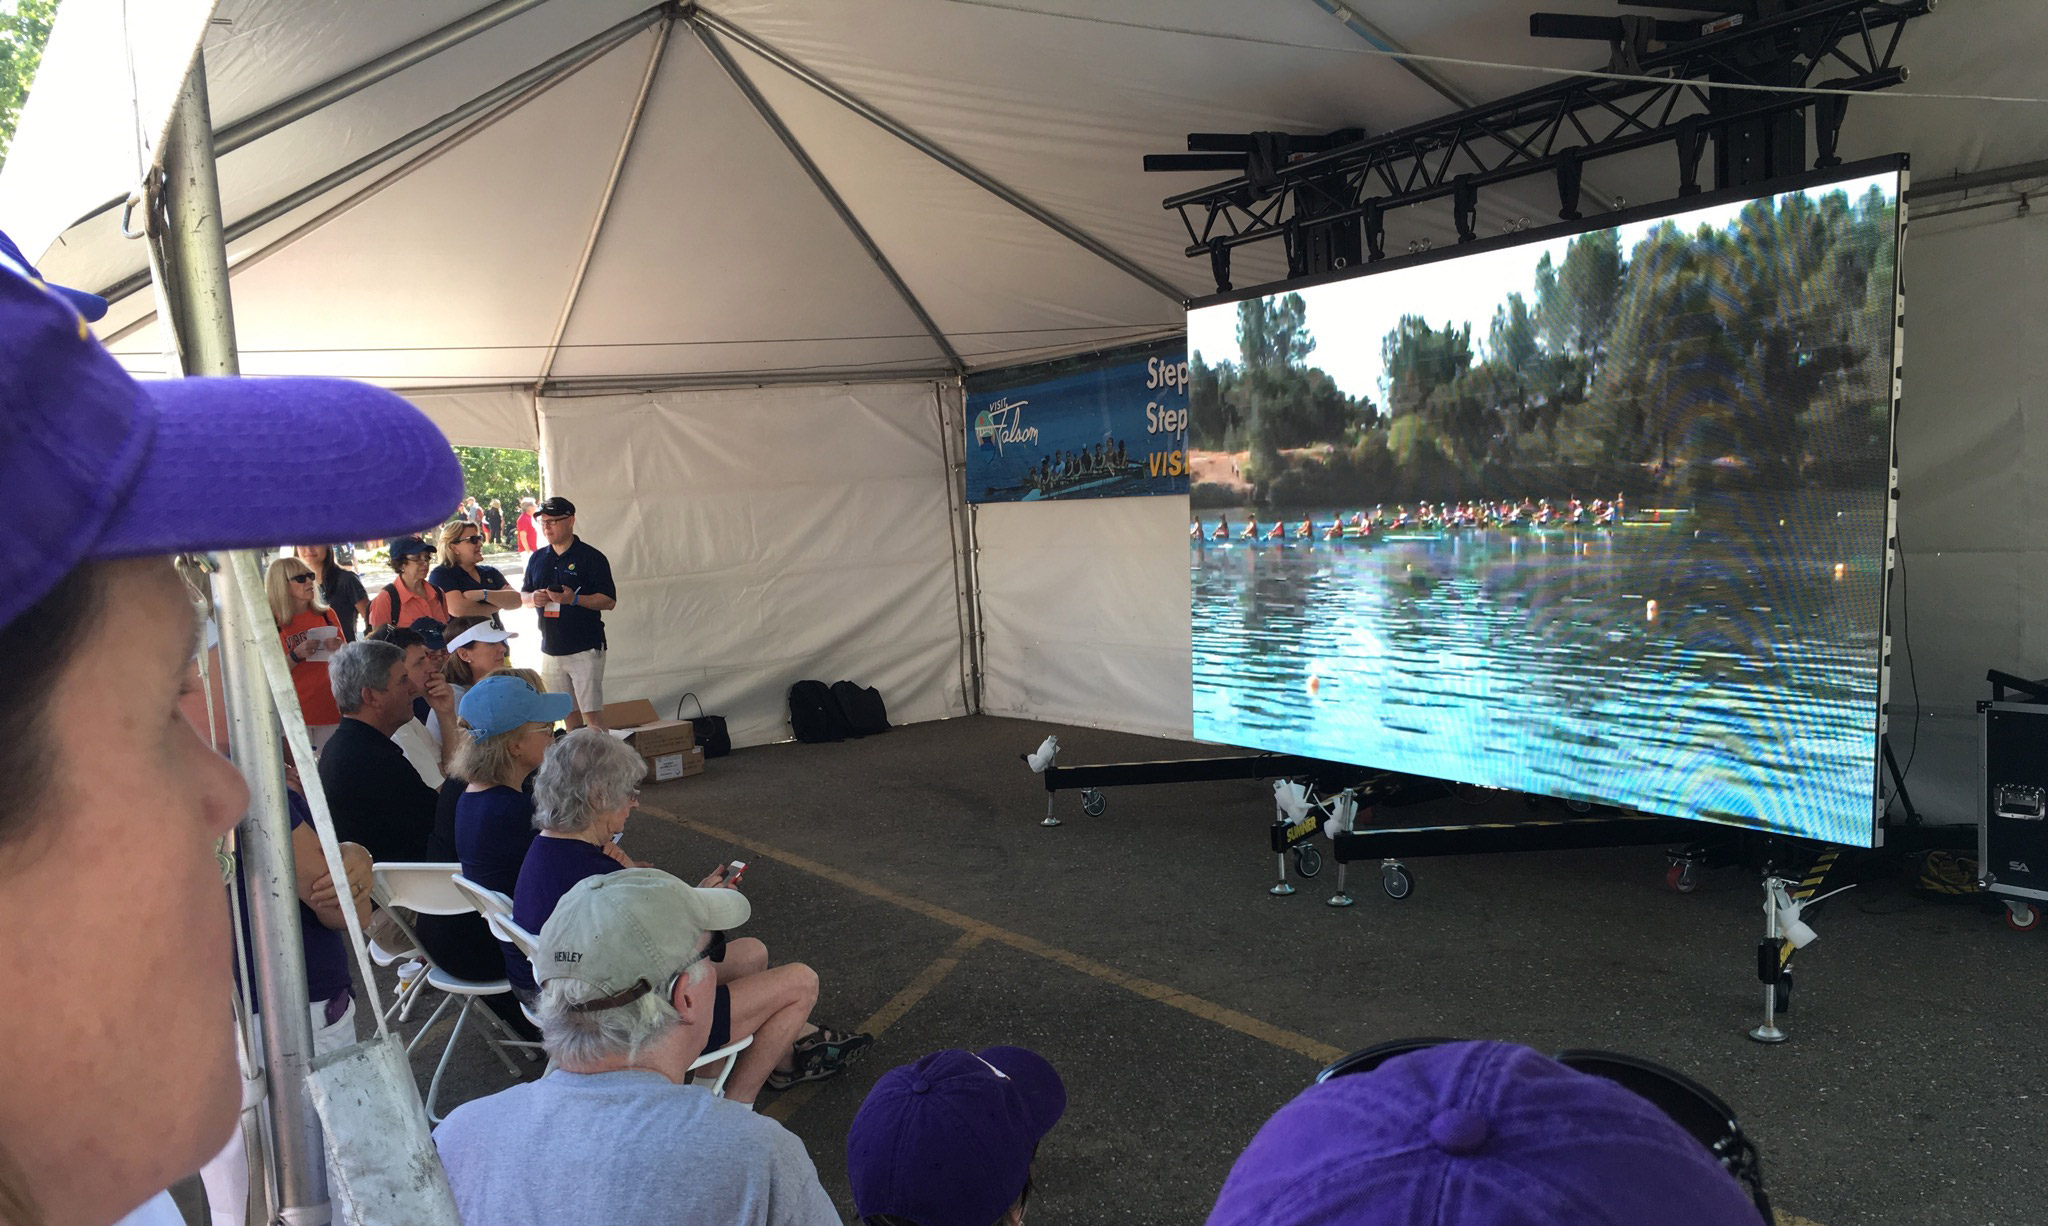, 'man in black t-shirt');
521,496,618,729
318,639,437,862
